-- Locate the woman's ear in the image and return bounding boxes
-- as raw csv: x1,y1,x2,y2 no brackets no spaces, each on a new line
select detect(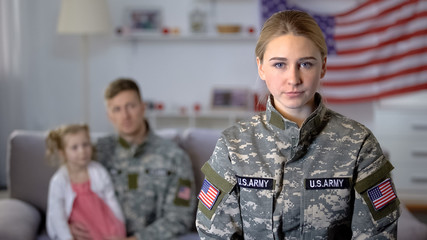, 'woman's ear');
321,56,327,78
257,57,266,81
